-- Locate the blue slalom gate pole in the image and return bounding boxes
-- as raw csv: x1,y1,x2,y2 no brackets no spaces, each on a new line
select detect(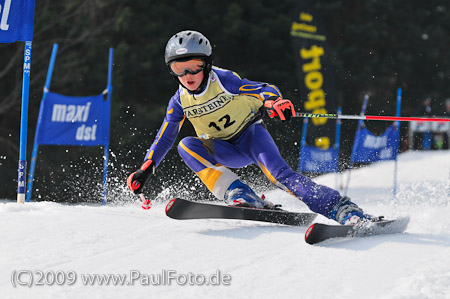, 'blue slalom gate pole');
335,107,342,189
344,94,369,196
335,107,342,150
26,44,59,202
102,48,113,205
298,117,309,172
17,41,32,203
393,88,402,199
